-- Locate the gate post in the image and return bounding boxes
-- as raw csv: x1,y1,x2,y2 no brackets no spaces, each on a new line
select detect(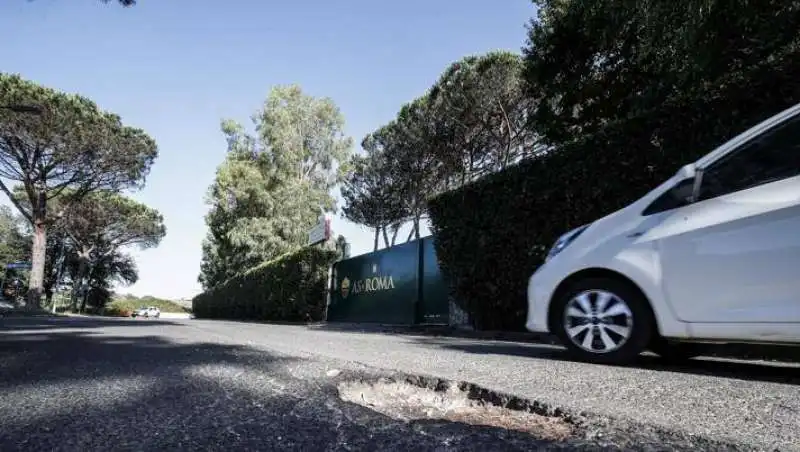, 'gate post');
415,238,424,325
323,263,334,322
